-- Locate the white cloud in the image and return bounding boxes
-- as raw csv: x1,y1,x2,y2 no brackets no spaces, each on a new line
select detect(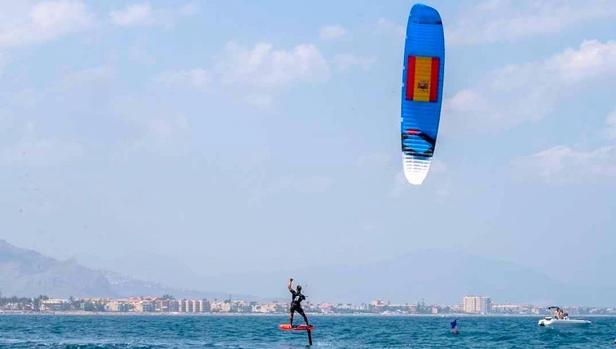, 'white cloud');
319,25,347,41
219,41,330,88
444,40,616,131
444,89,487,113
110,3,152,27
333,54,375,72
109,2,198,28
216,41,330,108
155,40,371,107
550,40,616,82
0,0,93,48
156,68,211,91
447,0,616,45
511,145,616,184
